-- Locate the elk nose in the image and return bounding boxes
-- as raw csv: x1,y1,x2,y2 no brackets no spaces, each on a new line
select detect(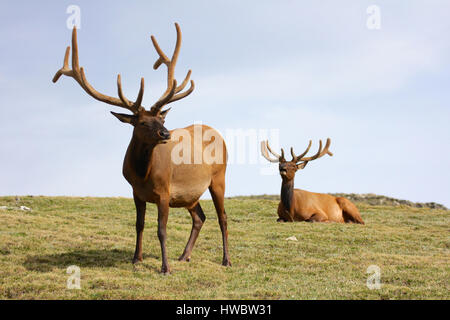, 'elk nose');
158,130,171,140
